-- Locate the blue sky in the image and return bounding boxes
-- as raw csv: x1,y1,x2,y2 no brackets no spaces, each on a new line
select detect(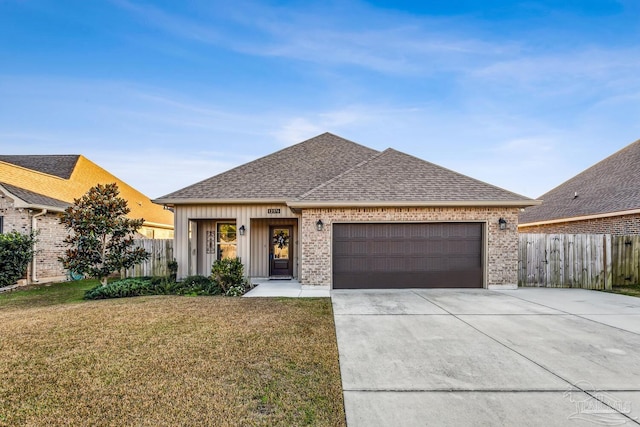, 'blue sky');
1,0,639,199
